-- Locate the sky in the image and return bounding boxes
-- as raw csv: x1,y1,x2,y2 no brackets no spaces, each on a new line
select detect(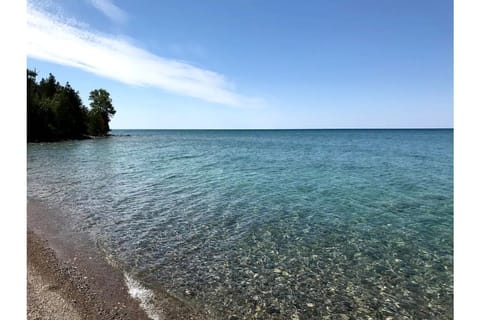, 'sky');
26,0,453,129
